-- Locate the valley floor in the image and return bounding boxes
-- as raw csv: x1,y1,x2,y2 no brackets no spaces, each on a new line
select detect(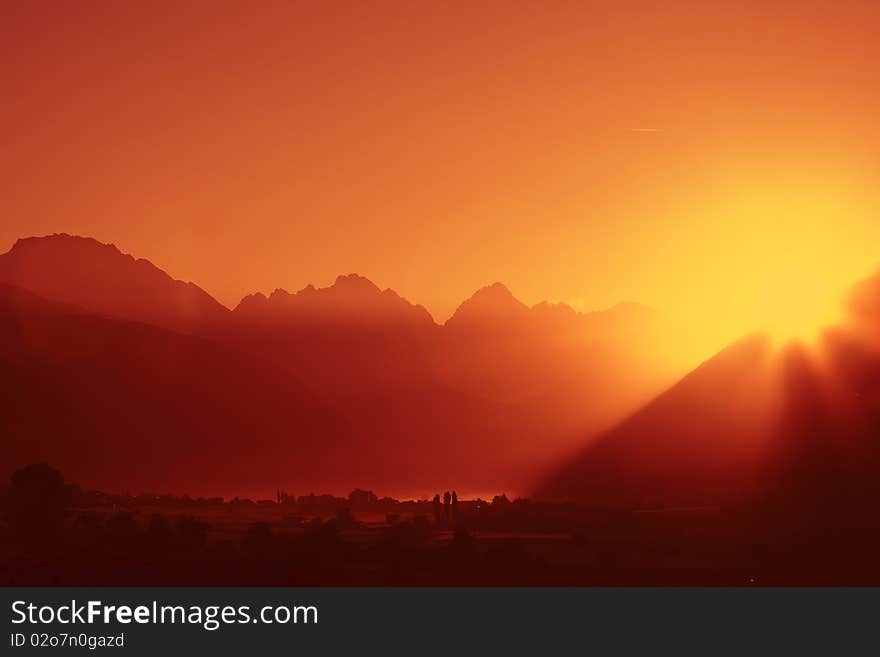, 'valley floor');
3,495,878,586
